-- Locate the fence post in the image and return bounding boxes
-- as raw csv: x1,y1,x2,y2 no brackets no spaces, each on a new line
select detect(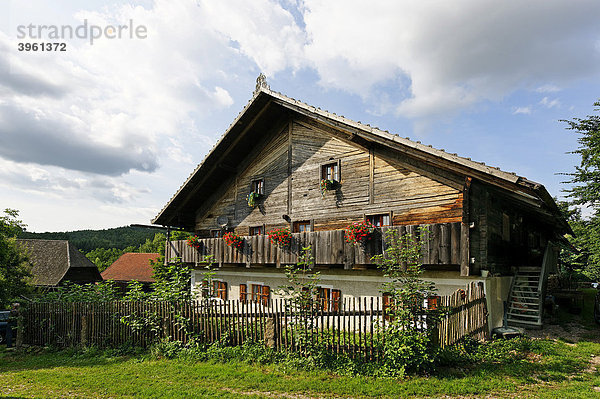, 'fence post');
11,303,21,348
264,317,276,348
81,314,88,346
